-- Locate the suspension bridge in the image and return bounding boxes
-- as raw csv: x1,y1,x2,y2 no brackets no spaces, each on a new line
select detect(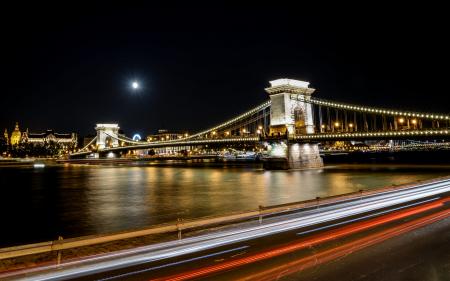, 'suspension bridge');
70,78,450,169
